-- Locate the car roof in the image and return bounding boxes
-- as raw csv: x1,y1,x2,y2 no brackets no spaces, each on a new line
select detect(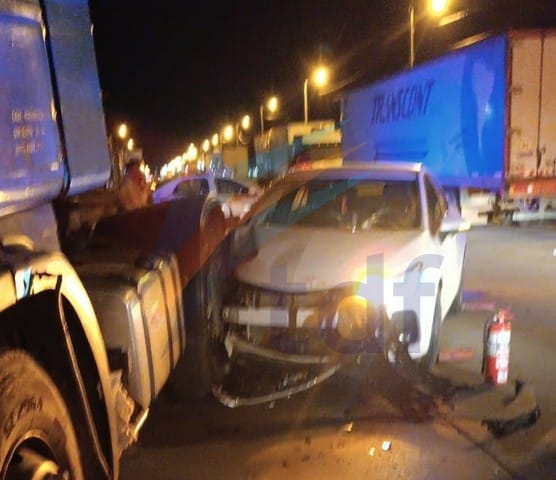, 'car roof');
283,161,424,182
